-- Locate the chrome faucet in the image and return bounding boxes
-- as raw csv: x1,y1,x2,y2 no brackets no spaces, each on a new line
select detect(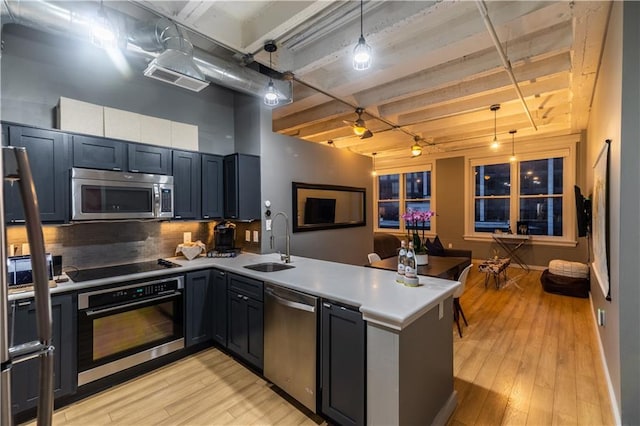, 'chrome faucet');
270,211,291,263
